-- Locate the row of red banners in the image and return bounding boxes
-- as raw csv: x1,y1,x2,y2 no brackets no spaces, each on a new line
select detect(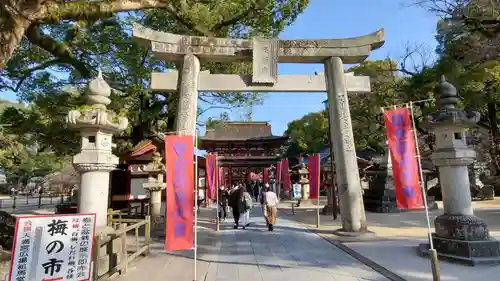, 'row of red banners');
204,157,295,199
204,154,322,199
163,107,423,251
